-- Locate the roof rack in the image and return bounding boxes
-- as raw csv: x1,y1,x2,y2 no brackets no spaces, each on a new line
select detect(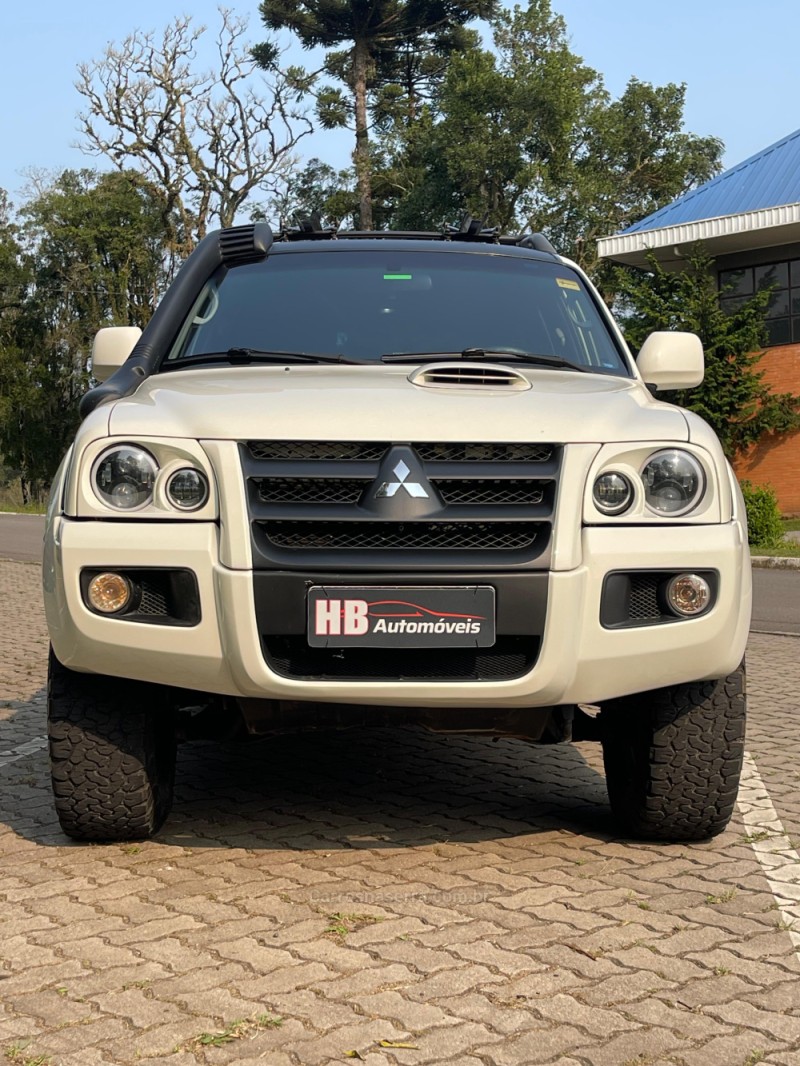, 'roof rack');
274,212,558,255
